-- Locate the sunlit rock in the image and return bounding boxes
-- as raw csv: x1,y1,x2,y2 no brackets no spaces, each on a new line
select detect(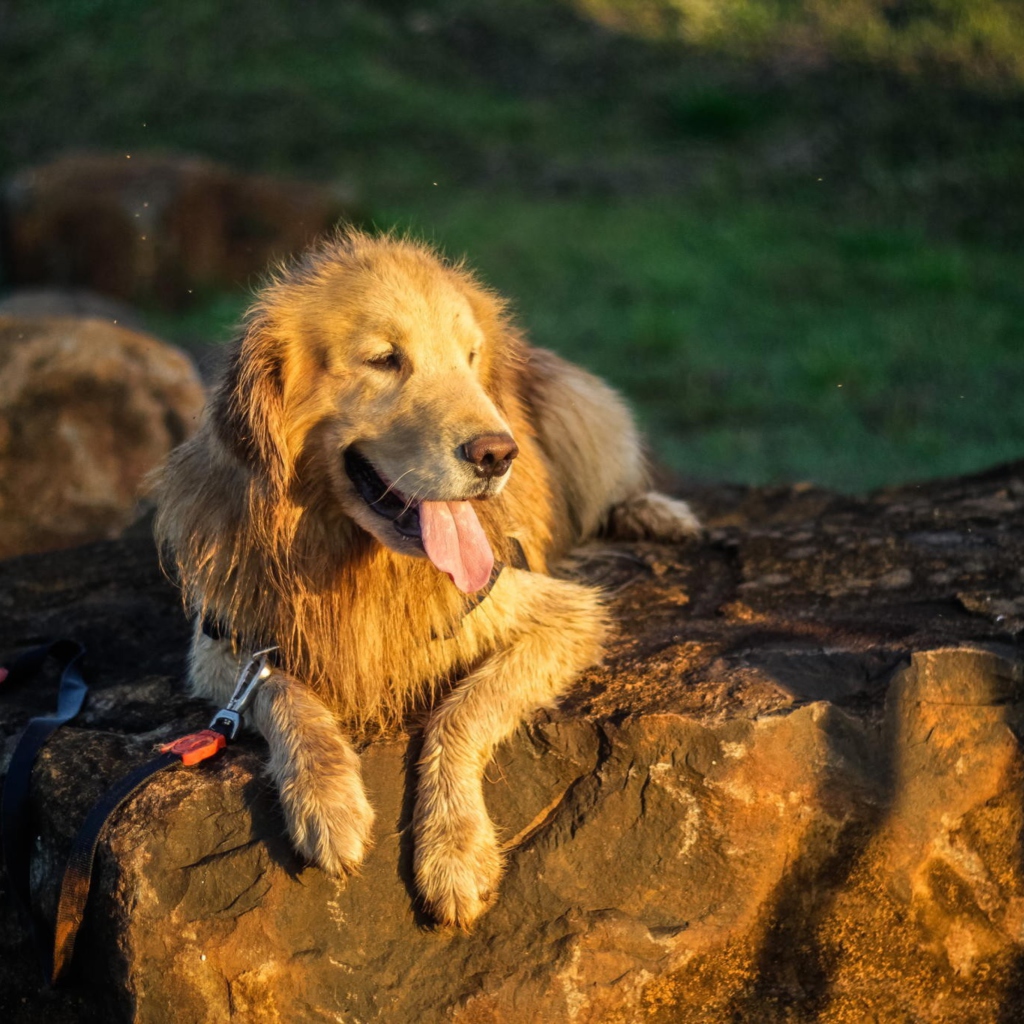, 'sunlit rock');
3,463,1024,1021
0,315,205,558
